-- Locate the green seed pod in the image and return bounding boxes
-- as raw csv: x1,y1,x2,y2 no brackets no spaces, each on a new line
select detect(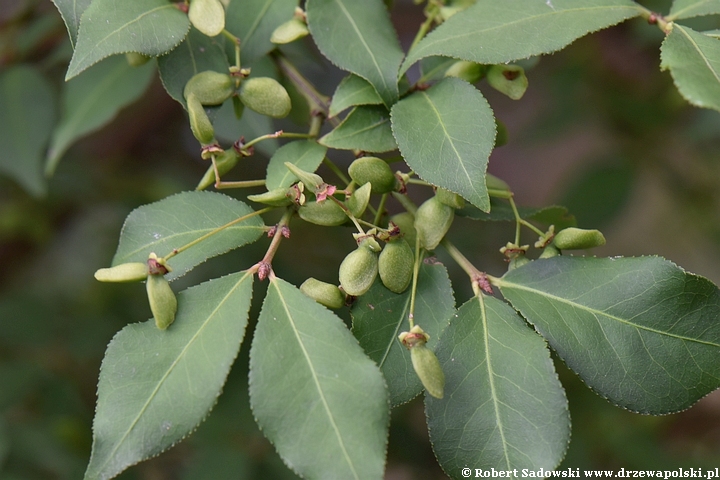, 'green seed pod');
486,64,528,100
444,60,484,83
411,345,445,399
187,93,214,144
284,162,324,192
389,212,417,248
247,187,293,207
508,255,531,271
300,278,345,309
347,182,372,217
553,227,606,250
539,244,561,259
435,188,465,209
146,274,177,330
94,262,148,283
378,239,414,293
125,52,151,67
415,196,454,251
239,77,292,119
339,240,379,296
271,17,309,44
188,0,225,37
298,199,347,226
348,156,396,194
196,149,239,190
486,173,511,193
184,71,234,106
